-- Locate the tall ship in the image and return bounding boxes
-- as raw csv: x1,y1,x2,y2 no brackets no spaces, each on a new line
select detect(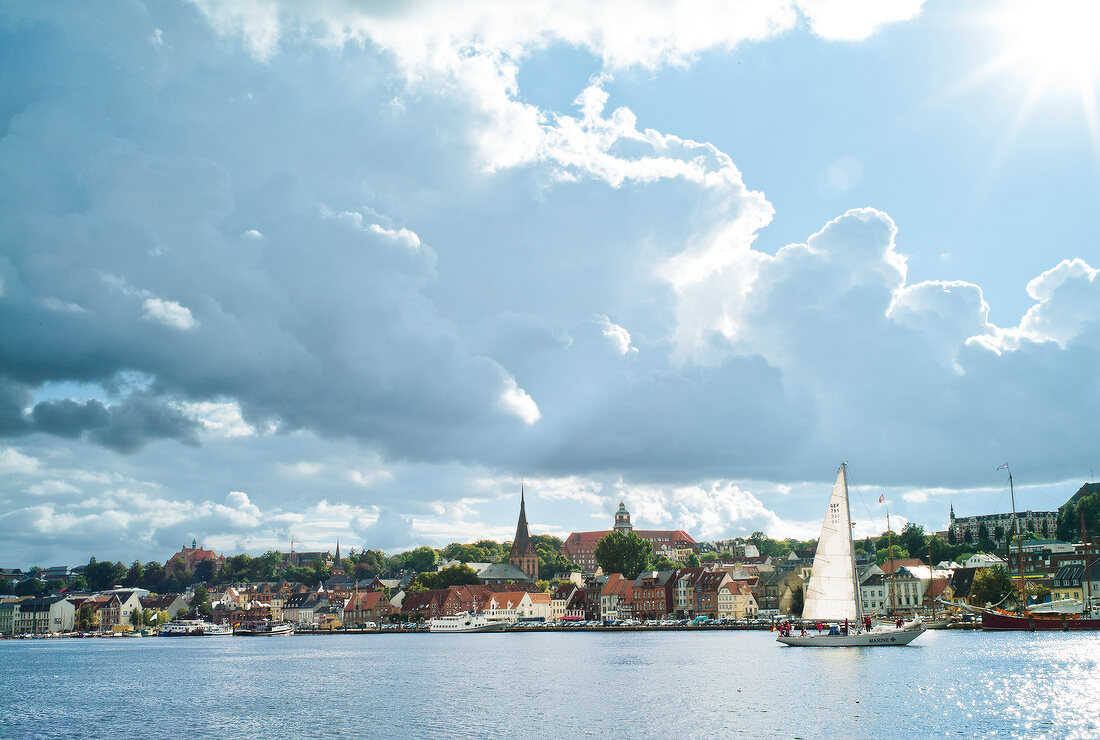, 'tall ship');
776,463,924,647
233,620,295,636
427,612,507,633
981,465,1100,631
157,618,233,637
